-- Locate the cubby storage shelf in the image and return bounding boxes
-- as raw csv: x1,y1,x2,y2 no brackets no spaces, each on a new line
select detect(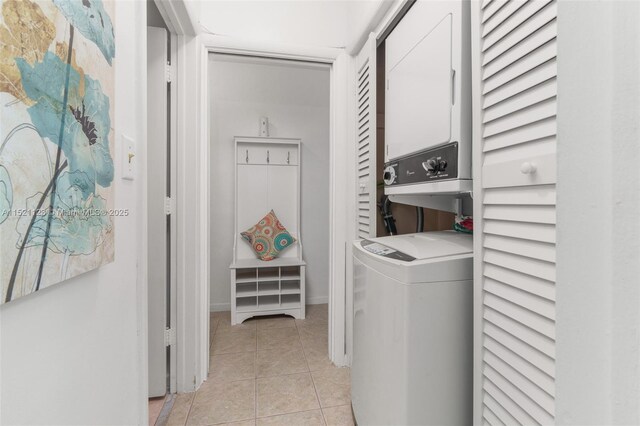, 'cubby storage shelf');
236,277,258,284
231,262,305,323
